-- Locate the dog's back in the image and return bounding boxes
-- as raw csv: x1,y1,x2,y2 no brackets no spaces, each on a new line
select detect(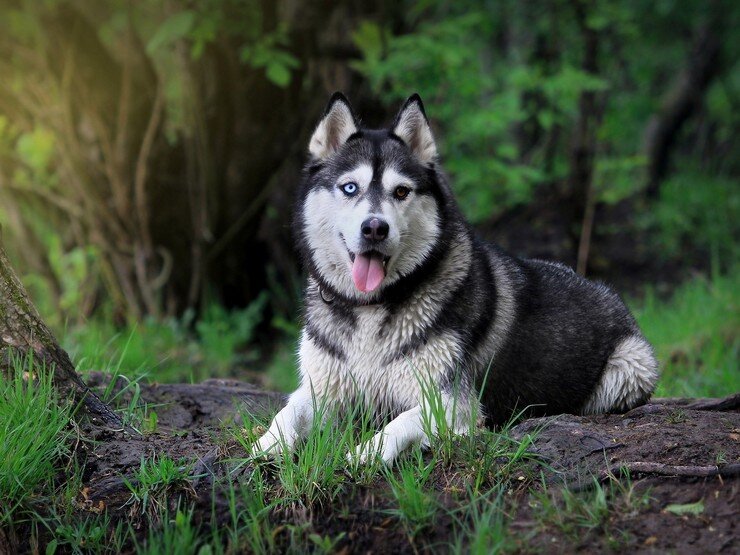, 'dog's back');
475,250,657,424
